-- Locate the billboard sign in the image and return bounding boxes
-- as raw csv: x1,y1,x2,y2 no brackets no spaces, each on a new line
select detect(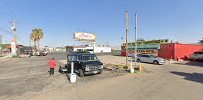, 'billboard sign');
74,32,96,42
128,44,160,49
127,39,169,46
137,39,168,45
